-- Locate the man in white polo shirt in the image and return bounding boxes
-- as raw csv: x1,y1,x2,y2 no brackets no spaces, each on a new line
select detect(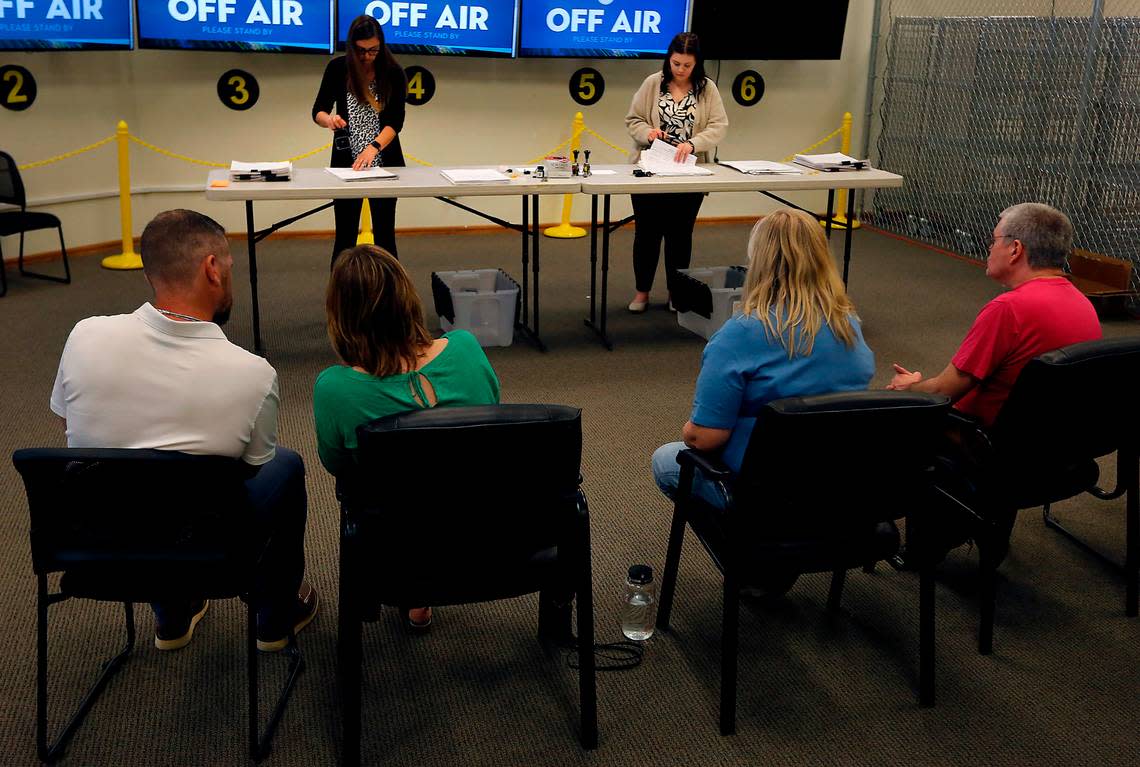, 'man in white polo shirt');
50,209,316,652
